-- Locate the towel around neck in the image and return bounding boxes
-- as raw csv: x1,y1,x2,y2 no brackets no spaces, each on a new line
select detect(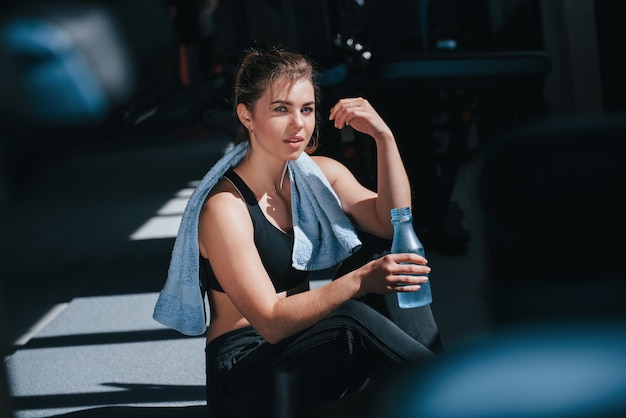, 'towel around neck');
153,141,362,335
